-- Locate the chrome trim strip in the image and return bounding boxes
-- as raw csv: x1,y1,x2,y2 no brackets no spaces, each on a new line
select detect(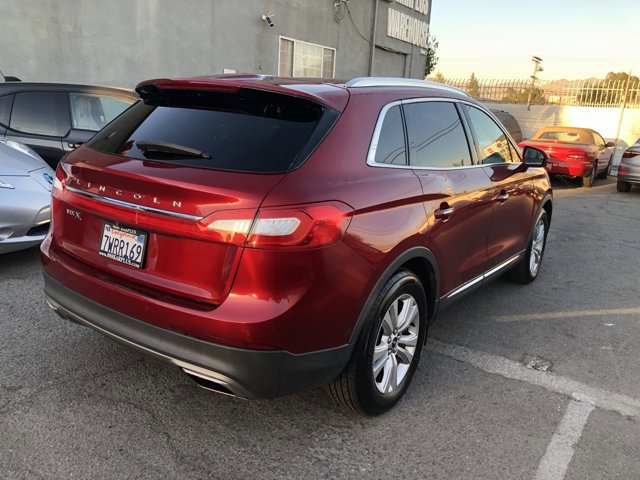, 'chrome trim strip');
445,275,484,299
444,251,525,300
66,186,203,221
366,97,523,171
